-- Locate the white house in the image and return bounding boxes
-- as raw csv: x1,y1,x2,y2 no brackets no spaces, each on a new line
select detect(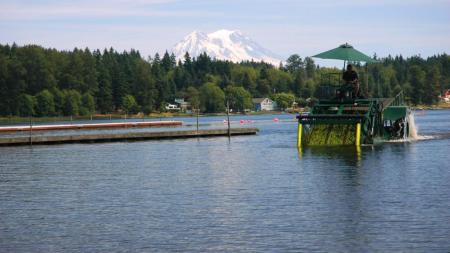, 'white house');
174,98,191,112
165,103,180,111
252,98,277,111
